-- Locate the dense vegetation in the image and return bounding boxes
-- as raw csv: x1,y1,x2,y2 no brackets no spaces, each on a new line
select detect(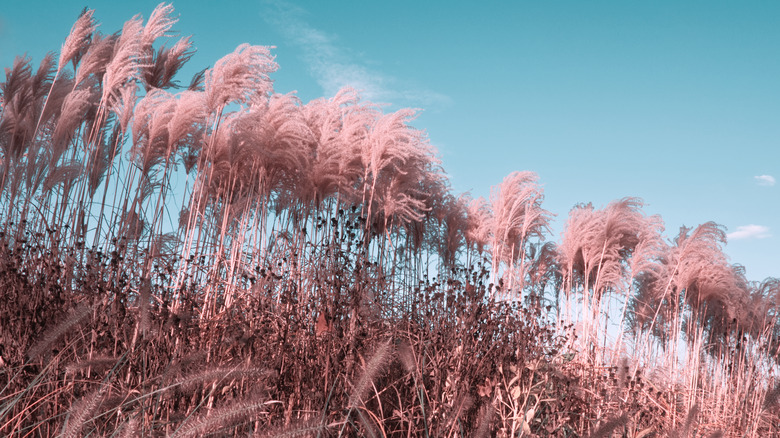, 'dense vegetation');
1,4,778,436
